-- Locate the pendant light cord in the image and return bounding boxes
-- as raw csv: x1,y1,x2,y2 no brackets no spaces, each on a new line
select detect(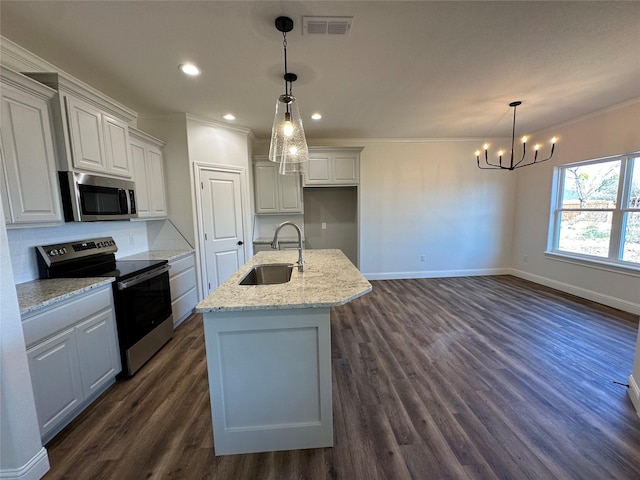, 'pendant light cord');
282,32,289,95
